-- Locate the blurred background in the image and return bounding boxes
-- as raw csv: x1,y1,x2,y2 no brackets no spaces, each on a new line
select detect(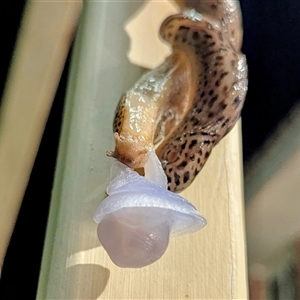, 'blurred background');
0,0,300,299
